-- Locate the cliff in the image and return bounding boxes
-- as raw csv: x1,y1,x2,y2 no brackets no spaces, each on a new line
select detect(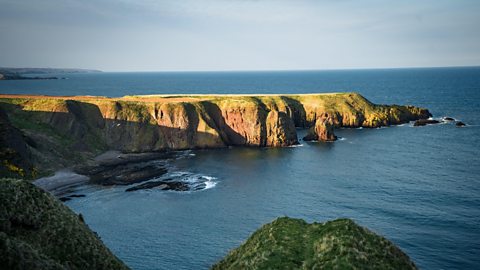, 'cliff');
0,93,430,177
212,217,417,270
0,178,129,269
